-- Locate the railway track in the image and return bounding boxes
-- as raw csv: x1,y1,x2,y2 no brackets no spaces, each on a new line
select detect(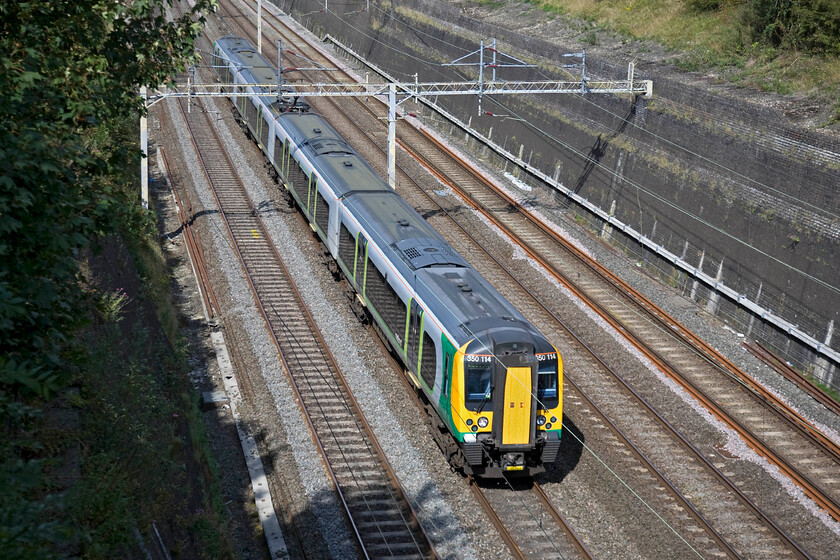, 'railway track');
172,89,436,559
744,341,840,419
470,477,593,560
215,1,832,557
322,94,792,556
394,121,840,524
158,146,220,322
